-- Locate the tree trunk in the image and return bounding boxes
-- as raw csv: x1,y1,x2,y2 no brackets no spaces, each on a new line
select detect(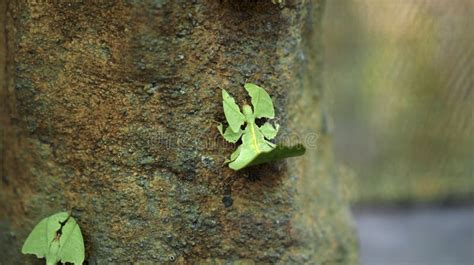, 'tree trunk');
0,0,357,263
